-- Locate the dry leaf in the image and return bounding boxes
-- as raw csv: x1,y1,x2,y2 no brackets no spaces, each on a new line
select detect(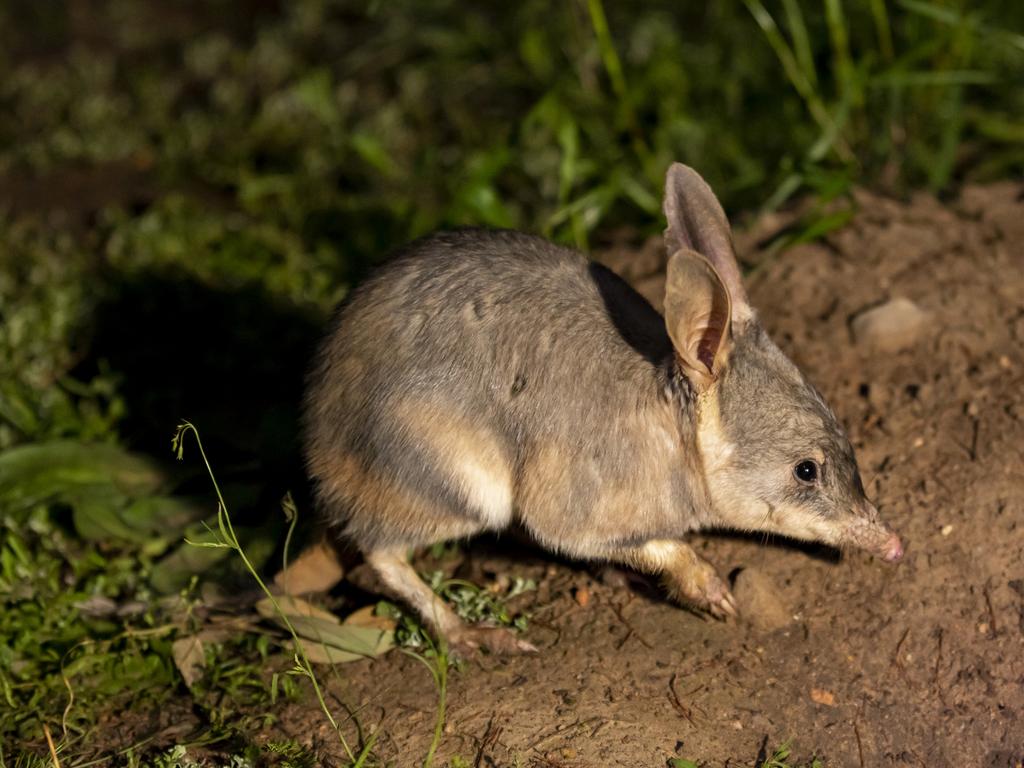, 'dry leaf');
344,605,398,632
273,541,344,595
172,636,206,688
256,594,339,623
292,638,354,664
291,637,365,664
287,620,395,664
195,614,261,645
810,688,836,707
256,592,395,665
